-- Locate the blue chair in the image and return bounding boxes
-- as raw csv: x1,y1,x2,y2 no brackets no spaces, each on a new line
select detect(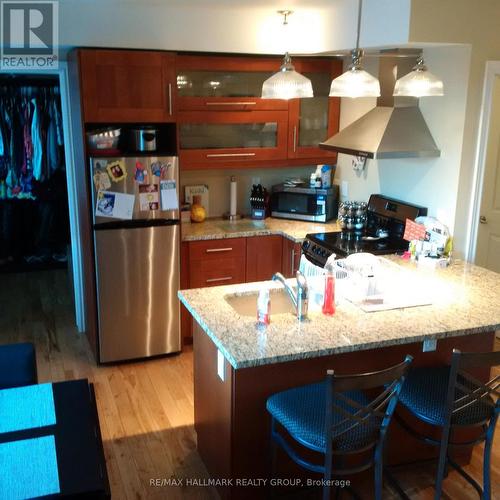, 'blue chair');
266,355,413,500
0,342,38,389
397,349,499,500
